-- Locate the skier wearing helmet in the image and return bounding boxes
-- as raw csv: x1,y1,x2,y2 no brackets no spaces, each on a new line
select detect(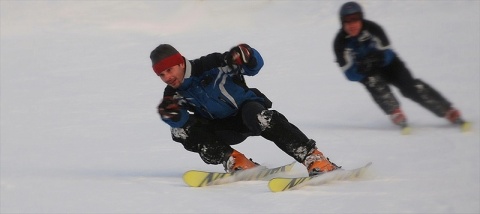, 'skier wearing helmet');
332,1,469,131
